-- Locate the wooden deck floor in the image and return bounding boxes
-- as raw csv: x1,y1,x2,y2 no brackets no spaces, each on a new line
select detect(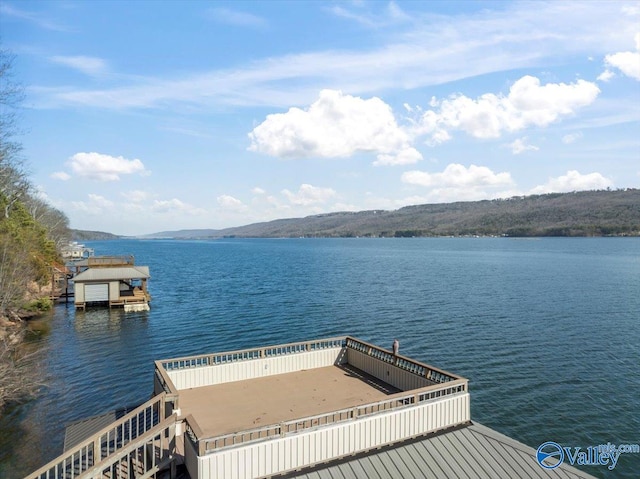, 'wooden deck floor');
178,364,401,437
